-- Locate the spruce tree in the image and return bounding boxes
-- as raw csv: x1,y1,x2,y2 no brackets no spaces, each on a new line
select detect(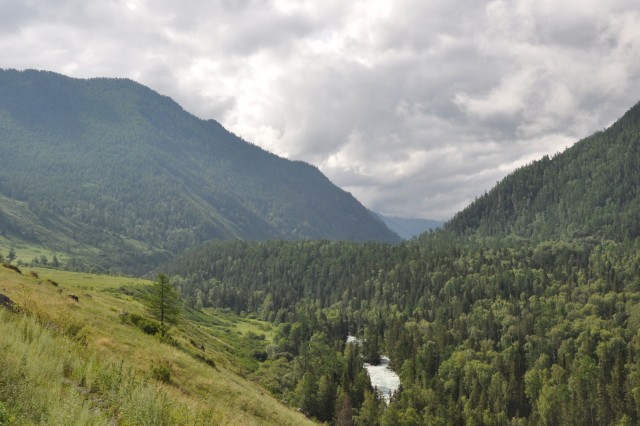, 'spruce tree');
146,274,181,336
6,247,16,263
